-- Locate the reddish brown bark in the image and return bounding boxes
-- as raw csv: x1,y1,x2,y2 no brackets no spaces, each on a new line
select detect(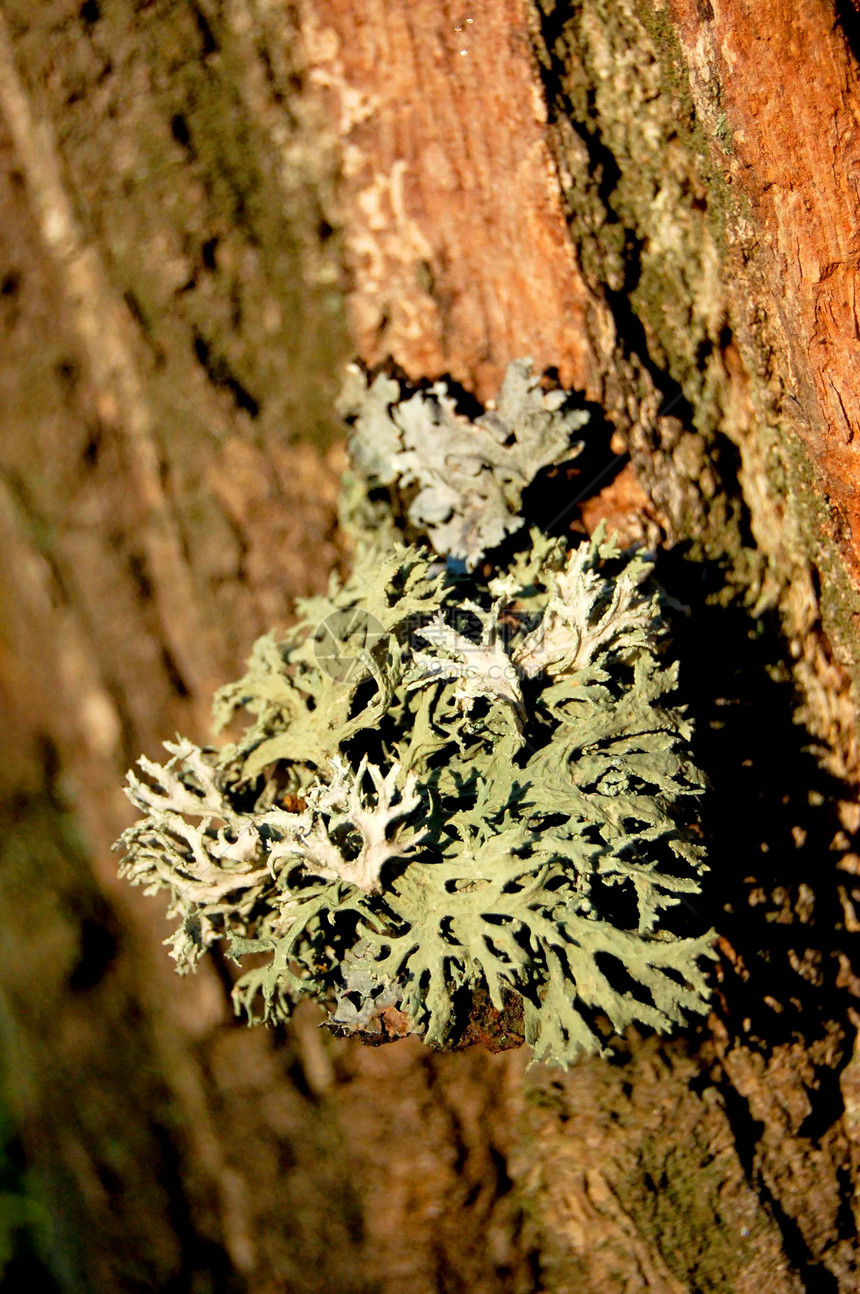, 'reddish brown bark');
299,0,597,401
672,0,860,581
